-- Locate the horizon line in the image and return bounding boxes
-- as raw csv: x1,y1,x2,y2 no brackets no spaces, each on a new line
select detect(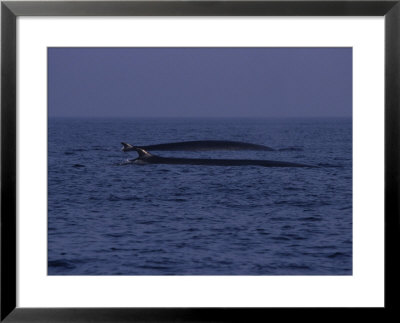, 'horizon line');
48,115,352,119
